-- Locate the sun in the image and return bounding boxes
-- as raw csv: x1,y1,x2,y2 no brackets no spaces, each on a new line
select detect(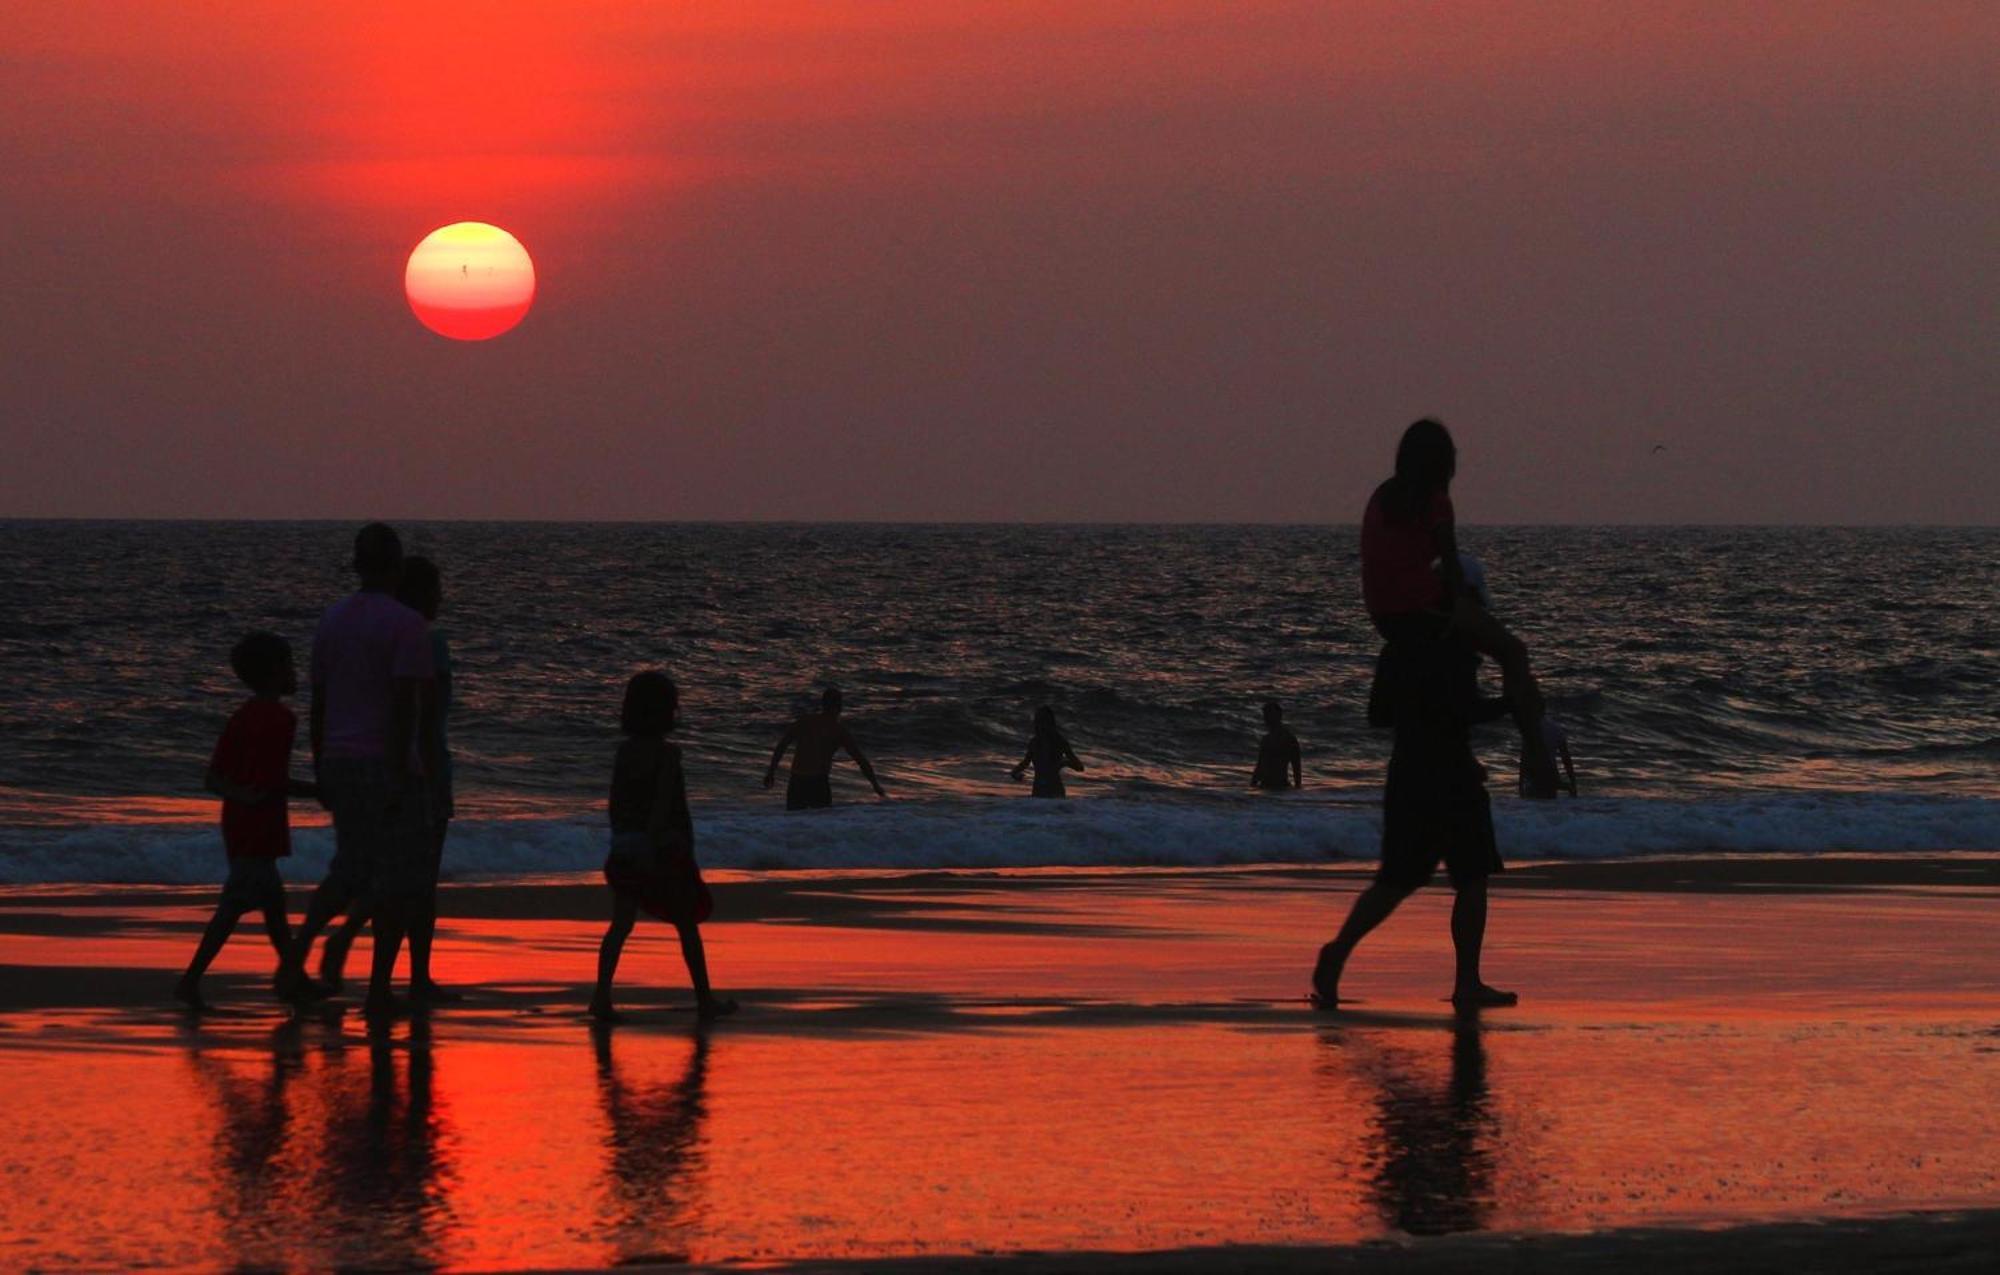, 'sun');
404,222,536,340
